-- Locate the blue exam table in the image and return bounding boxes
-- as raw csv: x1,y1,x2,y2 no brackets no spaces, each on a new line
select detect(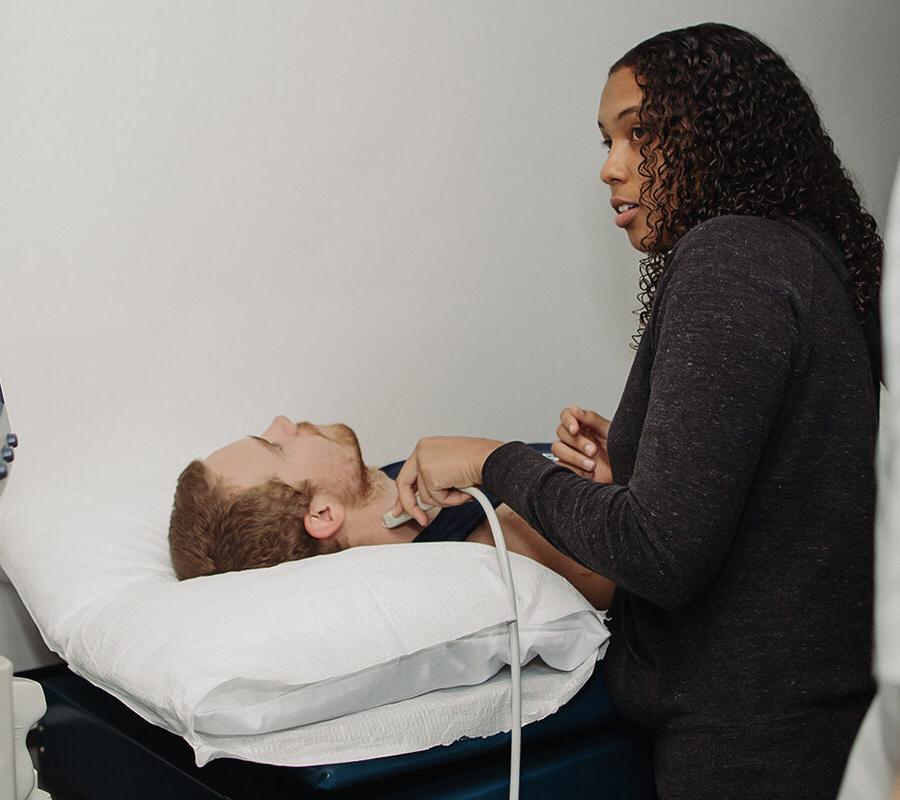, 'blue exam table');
26,662,657,799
